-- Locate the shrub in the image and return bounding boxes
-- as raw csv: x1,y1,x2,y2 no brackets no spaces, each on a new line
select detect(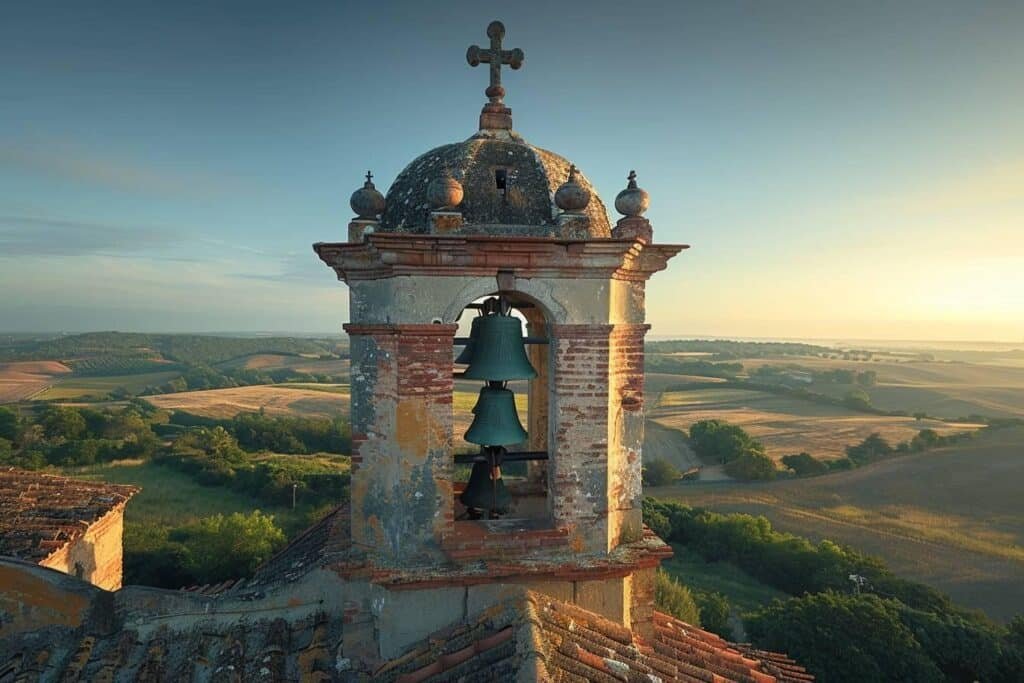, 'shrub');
745,592,942,683
694,591,733,640
173,510,286,584
643,458,681,486
655,570,701,625
781,452,829,477
723,450,776,480
688,420,765,464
